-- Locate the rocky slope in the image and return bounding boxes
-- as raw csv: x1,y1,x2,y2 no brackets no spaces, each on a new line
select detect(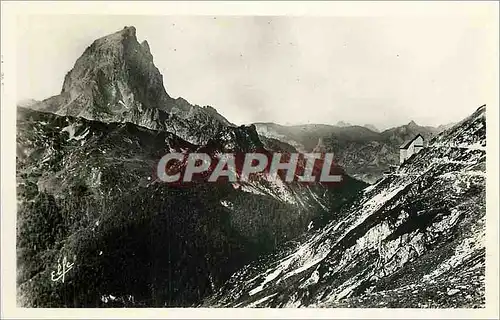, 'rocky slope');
255,121,441,183
205,105,486,308
16,107,365,307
